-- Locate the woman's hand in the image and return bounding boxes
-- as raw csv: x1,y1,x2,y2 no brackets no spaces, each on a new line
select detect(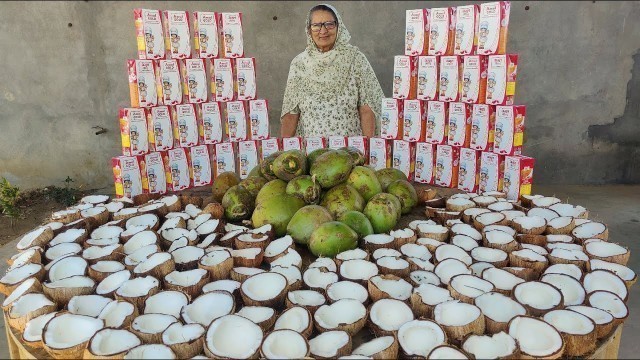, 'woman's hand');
281,113,300,137
359,105,376,138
